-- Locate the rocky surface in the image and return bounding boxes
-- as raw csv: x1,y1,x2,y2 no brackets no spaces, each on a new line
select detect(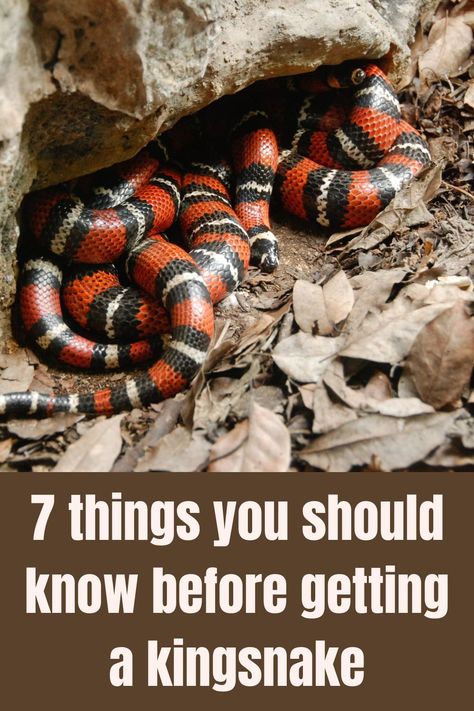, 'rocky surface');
0,0,435,342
